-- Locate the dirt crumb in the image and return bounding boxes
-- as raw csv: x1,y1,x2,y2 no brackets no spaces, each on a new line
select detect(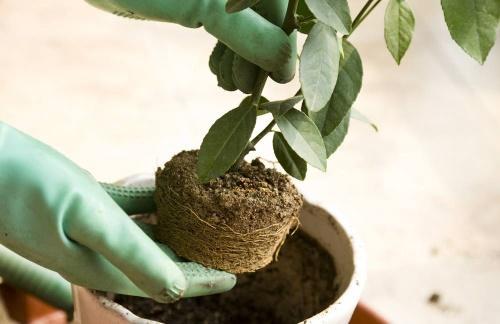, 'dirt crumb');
428,293,440,304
